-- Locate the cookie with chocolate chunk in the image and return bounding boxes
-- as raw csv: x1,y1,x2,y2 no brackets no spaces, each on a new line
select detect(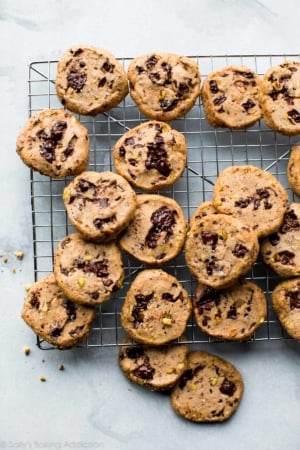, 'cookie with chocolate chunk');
63,171,136,242
193,279,267,341
55,45,128,116
185,214,259,289
287,144,300,197
113,121,187,191
260,61,300,135
21,274,96,349
119,338,189,390
261,203,300,278
16,109,89,178
120,269,192,346
54,233,124,305
271,277,300,340
127,52,201,121
201,65,262,129
170,351,244,423
213,165,288,238
118,194,186,265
